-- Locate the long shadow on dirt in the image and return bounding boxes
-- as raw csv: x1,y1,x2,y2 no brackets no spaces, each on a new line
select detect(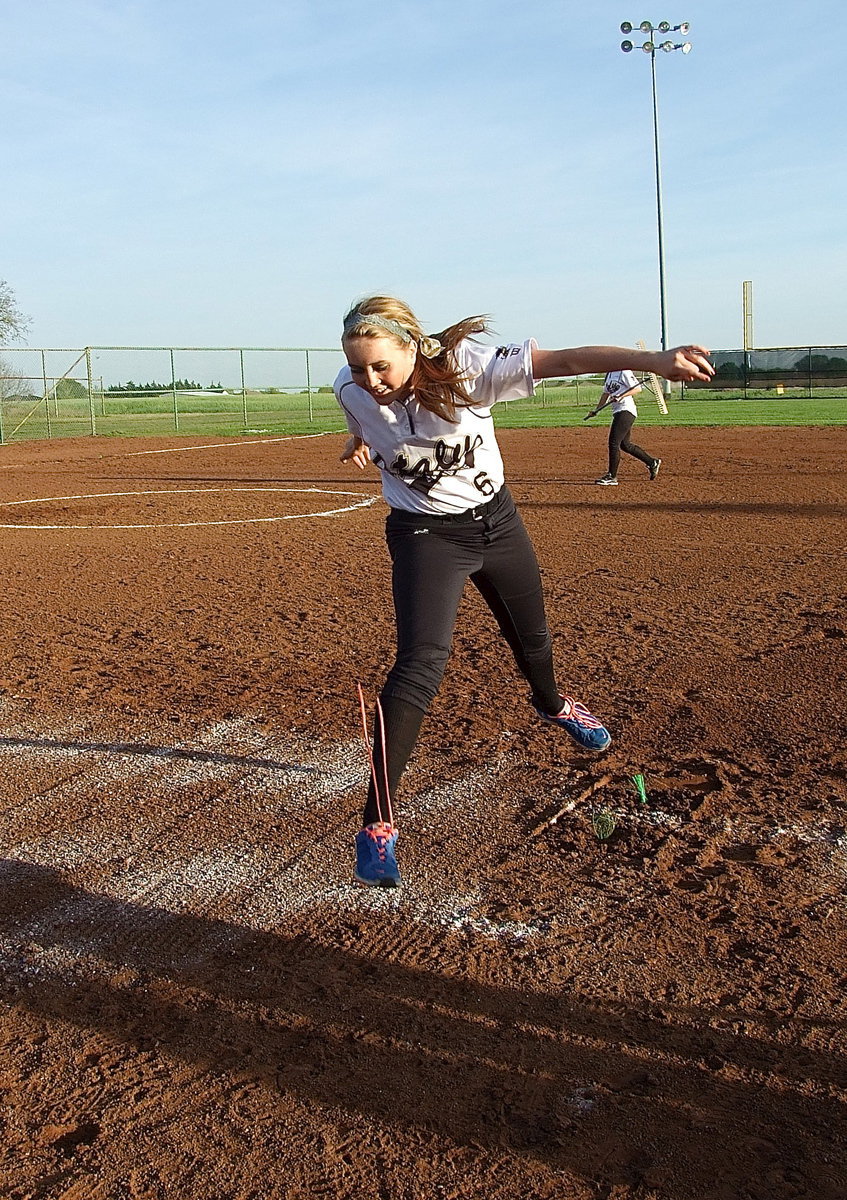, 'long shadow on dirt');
2,859,844,1197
